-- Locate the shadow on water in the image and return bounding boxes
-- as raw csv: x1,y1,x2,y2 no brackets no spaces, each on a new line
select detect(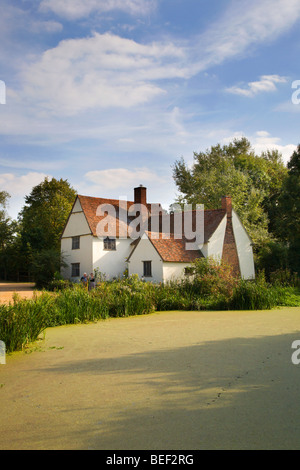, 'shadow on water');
36,331,300,450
